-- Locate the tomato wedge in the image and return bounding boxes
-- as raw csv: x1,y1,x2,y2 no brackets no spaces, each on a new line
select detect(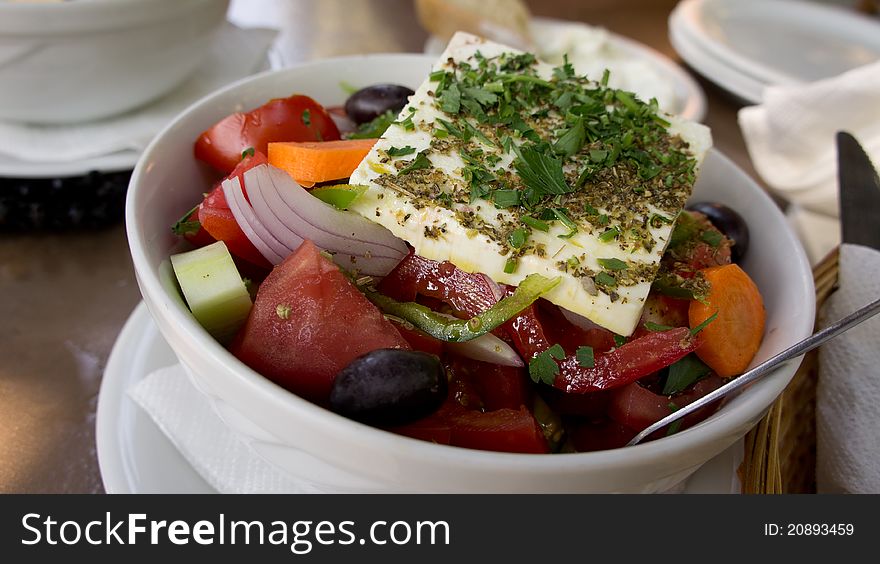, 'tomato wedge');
195,95,341,174
231,240,410,404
